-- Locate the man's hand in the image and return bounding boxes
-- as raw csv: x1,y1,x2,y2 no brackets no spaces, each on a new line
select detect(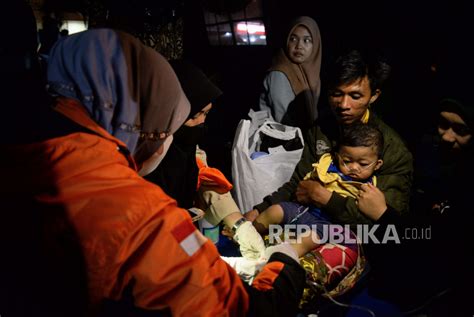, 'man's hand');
295,180,332,207
357,183,387,221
